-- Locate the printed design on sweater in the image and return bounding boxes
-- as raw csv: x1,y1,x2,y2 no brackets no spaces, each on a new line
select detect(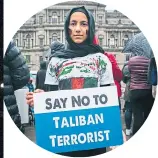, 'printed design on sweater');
45,53,114,89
